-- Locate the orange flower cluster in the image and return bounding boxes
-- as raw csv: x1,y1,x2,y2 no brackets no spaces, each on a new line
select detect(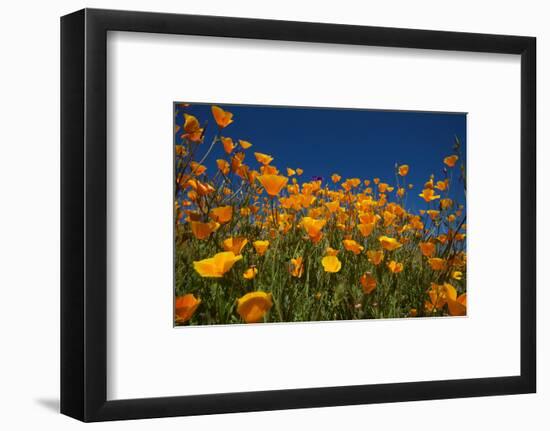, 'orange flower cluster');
174,105,467,325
